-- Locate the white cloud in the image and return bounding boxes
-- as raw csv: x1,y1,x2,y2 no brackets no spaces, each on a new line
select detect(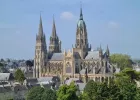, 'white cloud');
108,21,119,29
60,12,76,20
